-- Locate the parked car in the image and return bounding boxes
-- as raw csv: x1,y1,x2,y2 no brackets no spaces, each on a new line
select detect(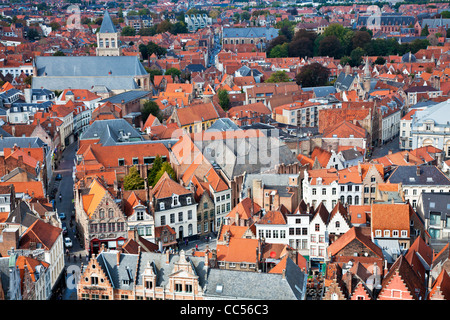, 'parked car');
58,212,66,220
55,174,62,180
62,222,67,235
64,237,73,248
